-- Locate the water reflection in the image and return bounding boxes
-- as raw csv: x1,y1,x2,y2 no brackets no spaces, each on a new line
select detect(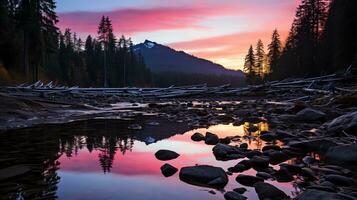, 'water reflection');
0,118,298,200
